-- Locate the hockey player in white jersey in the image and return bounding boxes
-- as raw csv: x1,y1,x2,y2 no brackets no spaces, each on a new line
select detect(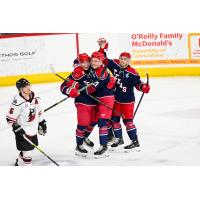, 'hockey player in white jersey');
6,78,47,166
